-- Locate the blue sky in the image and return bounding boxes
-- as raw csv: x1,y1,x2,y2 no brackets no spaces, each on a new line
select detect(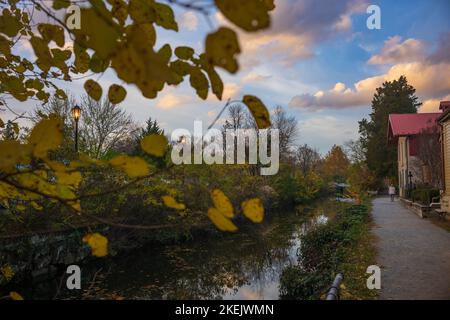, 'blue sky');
5,0,450,154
